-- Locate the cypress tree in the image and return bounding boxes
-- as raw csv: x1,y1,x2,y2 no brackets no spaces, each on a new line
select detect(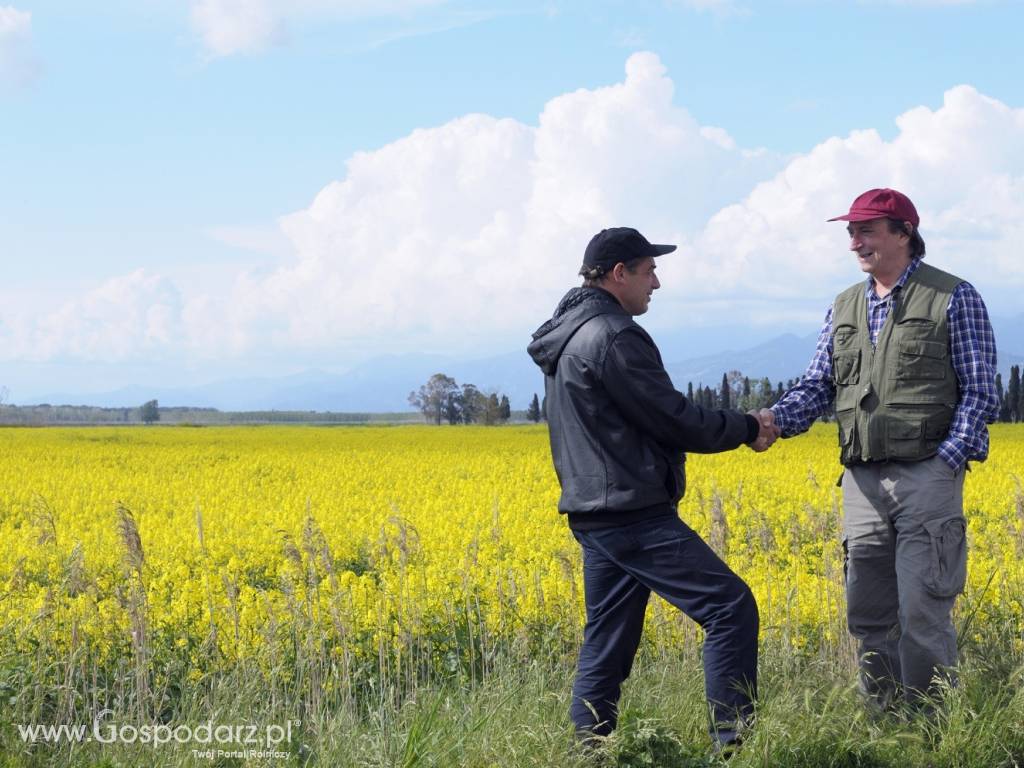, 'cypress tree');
996,374,1010,423
720,373,731,409
527,393,541,423
484,393,501,425
1009,366,1021,422
760,377,773,408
